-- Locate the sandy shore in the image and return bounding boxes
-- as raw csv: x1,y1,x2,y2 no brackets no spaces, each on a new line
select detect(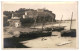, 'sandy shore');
20,30,77,49
3,21,78,49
